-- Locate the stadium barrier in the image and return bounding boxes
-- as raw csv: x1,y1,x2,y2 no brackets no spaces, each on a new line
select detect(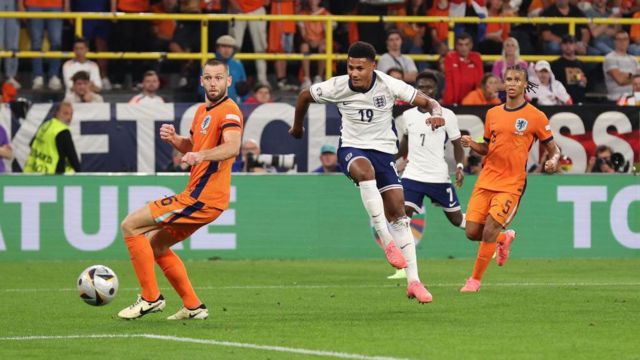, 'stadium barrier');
0,12,638,78
1,103,638,173
0,174,637,261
